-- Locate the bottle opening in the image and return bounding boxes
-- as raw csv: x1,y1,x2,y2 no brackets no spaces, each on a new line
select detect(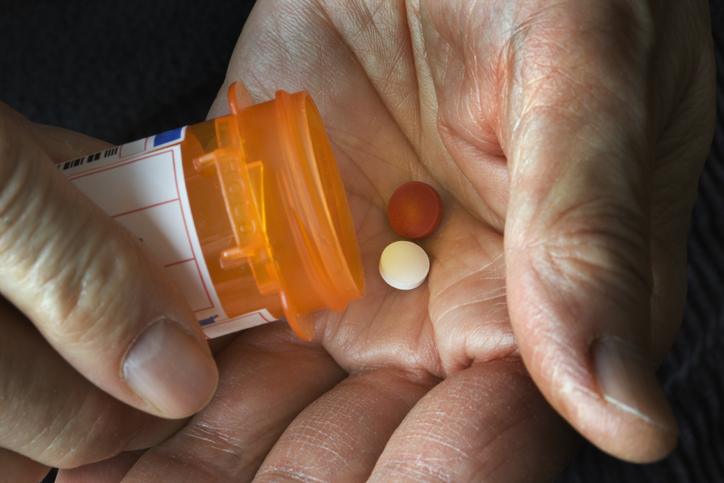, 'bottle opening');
302,96,365,301
272,90,365,337
190,83,365,340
